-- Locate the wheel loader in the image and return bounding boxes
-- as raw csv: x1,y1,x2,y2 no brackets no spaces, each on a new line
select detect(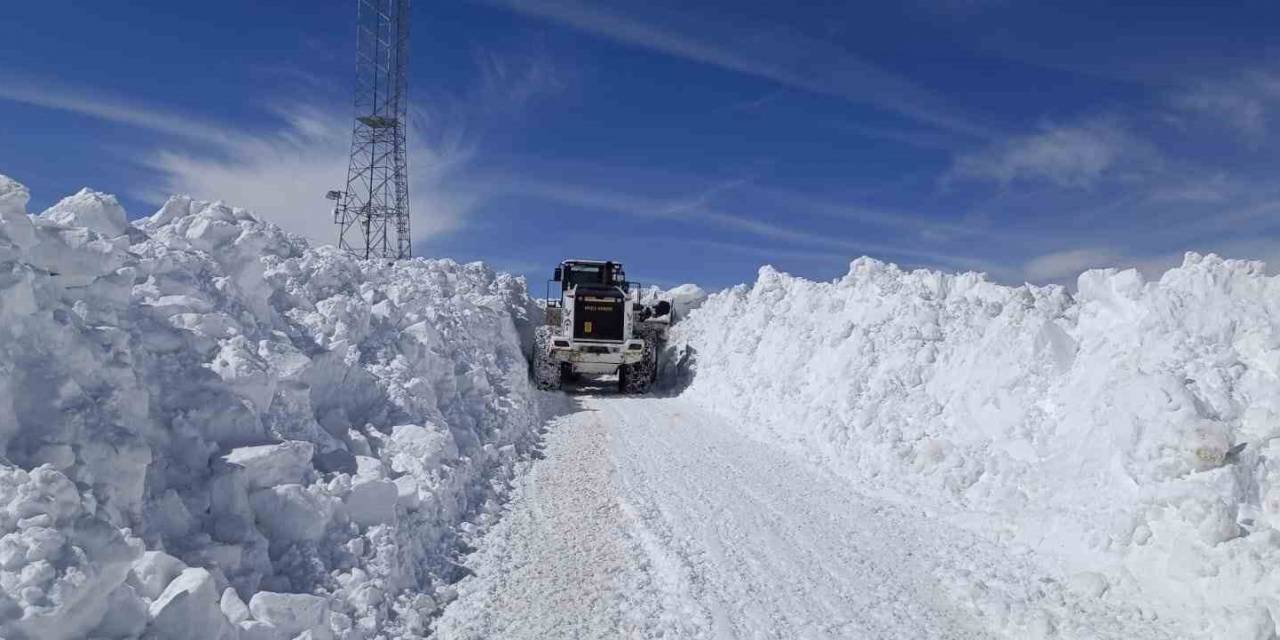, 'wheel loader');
531,259,672,393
